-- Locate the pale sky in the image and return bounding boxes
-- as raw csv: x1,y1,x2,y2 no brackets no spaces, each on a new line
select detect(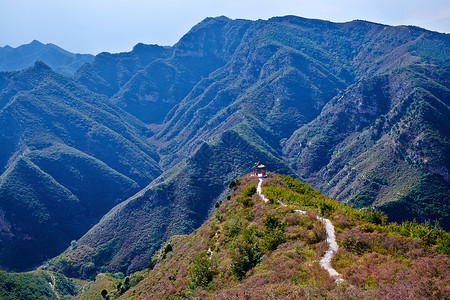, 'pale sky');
1,0,449,54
